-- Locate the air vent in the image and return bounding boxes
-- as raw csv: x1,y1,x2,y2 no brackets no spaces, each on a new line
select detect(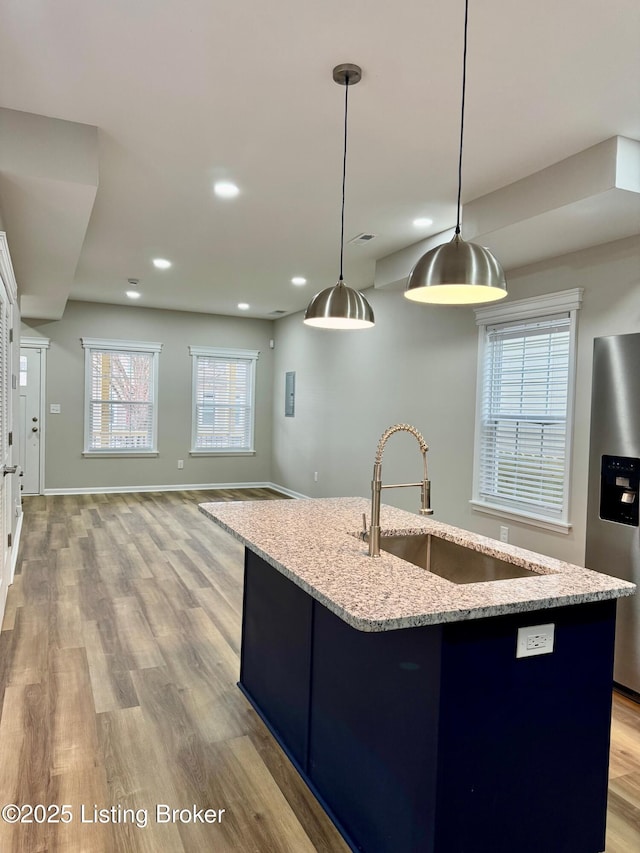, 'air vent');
269,309,287,316
348,233,377,245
